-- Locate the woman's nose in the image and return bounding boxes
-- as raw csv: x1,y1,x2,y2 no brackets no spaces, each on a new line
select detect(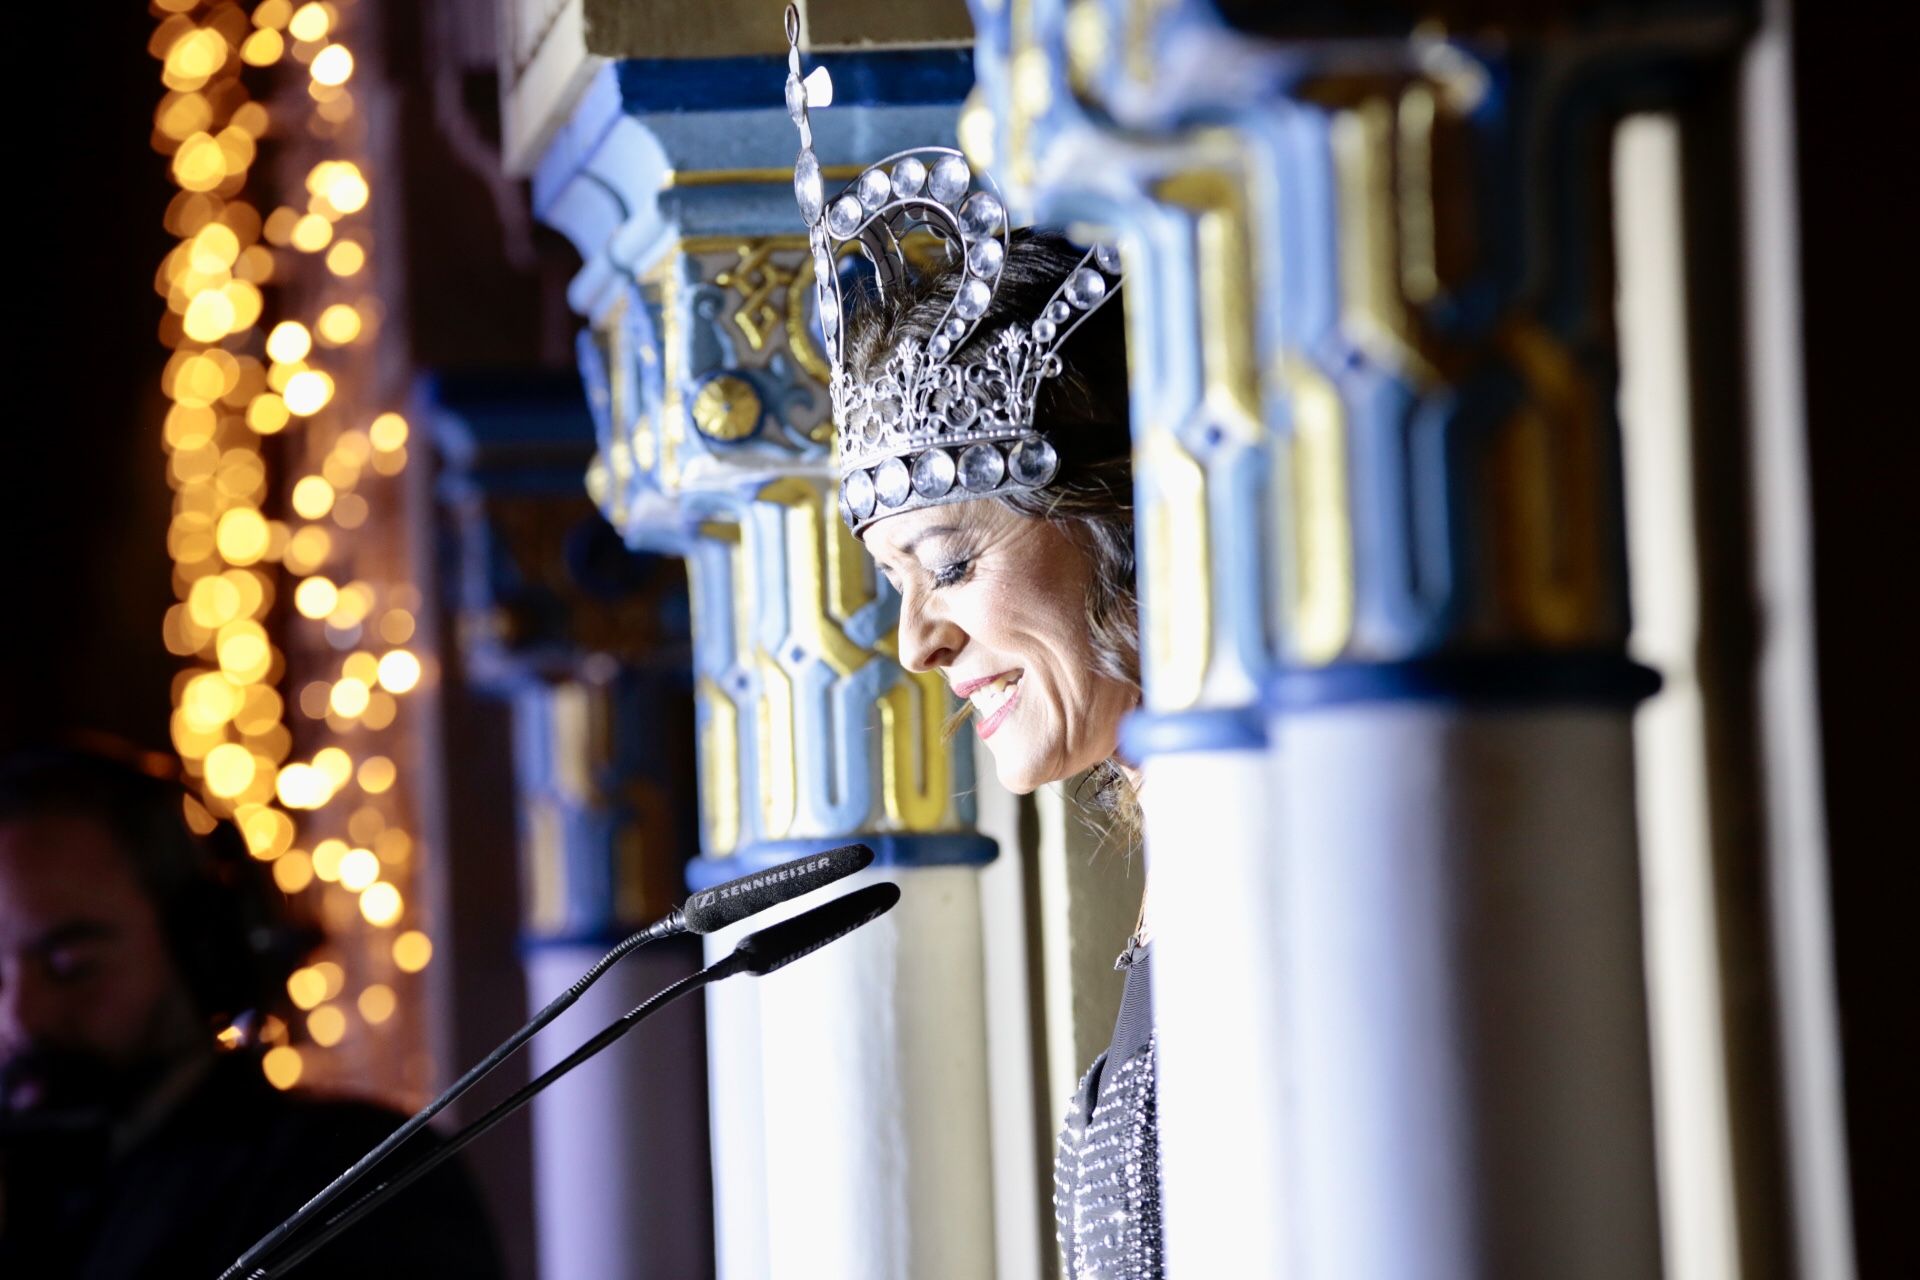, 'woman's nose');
898,589,964,673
